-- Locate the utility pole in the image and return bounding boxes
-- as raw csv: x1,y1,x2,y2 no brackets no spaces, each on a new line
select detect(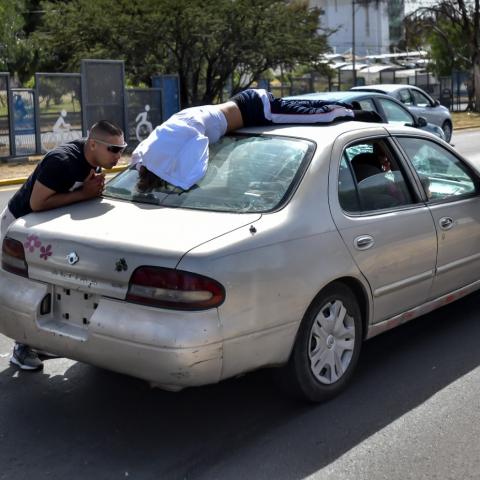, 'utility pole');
352,0,356,87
